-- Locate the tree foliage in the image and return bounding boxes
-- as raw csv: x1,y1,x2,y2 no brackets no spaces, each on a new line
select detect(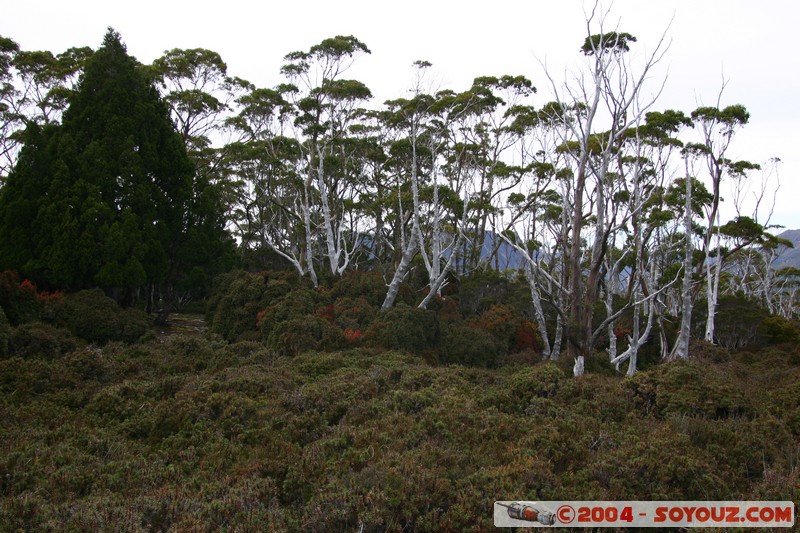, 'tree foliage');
0,29,231,310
